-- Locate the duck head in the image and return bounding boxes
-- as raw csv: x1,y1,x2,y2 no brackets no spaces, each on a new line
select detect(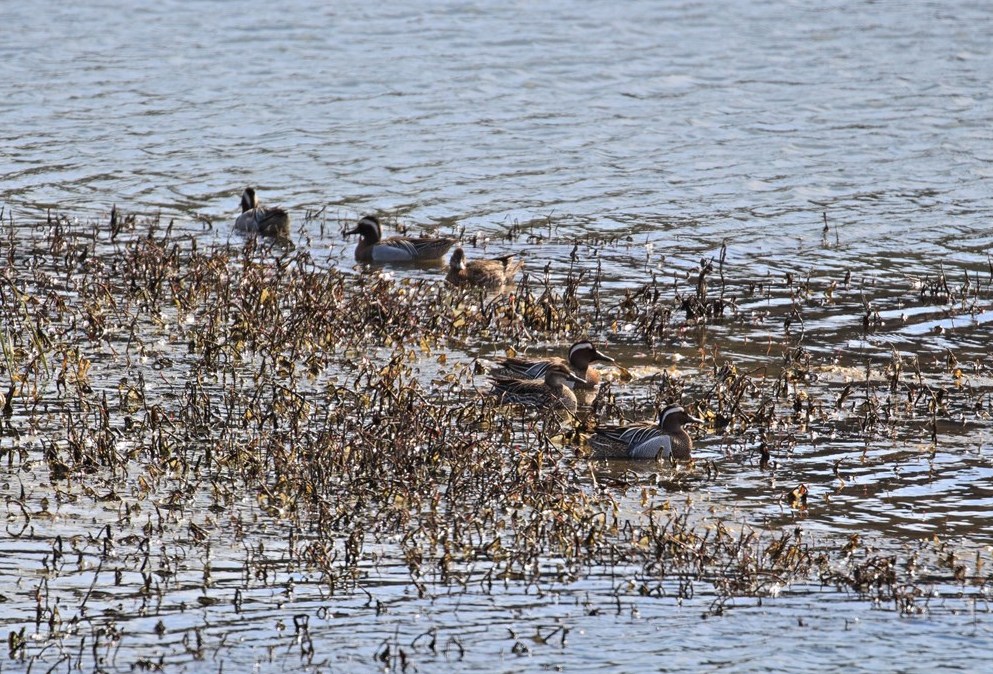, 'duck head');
344,215,383,244
568,341,616,368
545,361,587,387
449,247,467,272
658,403,704,432
240,187,258,213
